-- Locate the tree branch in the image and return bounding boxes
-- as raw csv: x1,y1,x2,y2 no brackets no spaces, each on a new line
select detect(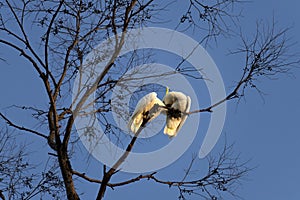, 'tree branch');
44,0,64,87
0,112,47,139
187,21,299,115
104,143,250,199
72,170,102,184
